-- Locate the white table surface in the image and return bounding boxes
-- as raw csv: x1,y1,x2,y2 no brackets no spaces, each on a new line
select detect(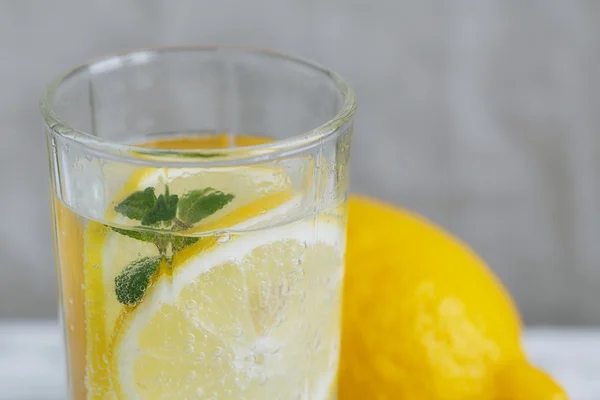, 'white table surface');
1,321,598,400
